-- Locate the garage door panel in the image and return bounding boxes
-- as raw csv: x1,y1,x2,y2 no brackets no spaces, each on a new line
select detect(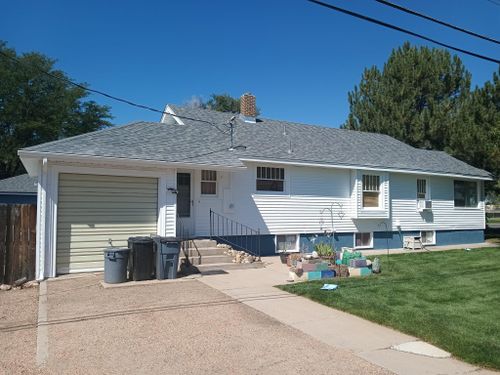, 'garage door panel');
56,174,158,274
